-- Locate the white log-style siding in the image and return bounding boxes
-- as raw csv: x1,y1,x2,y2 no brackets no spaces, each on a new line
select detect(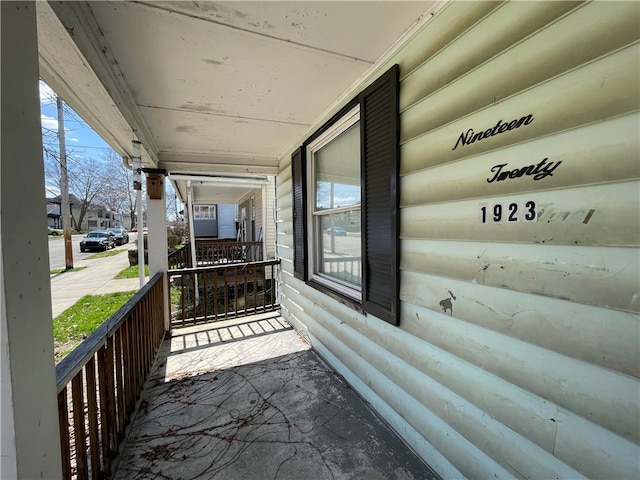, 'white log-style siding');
276,2,640,478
